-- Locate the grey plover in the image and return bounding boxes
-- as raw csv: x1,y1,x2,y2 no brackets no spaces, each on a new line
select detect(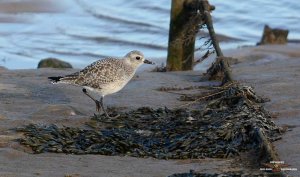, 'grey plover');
49,50,154,118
